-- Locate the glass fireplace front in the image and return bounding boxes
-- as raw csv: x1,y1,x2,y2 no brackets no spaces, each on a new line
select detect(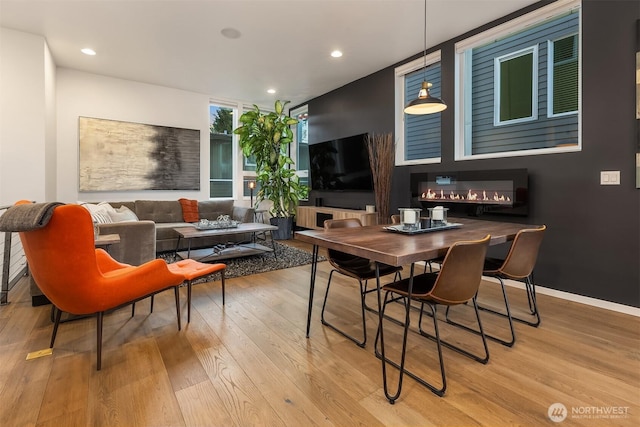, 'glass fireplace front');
410,169,528,217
